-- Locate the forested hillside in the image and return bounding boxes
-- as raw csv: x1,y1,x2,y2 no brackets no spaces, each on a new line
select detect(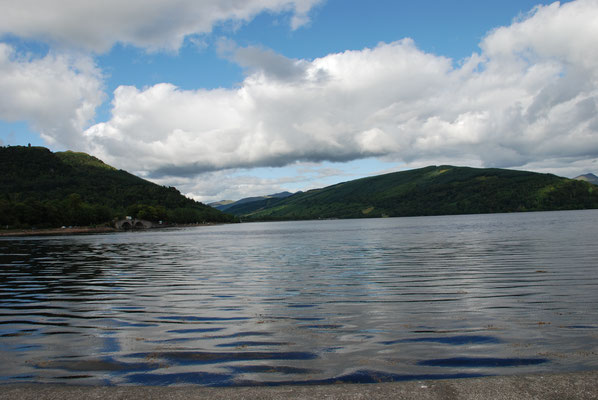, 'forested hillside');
233,166,598,220
0,146,235,228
